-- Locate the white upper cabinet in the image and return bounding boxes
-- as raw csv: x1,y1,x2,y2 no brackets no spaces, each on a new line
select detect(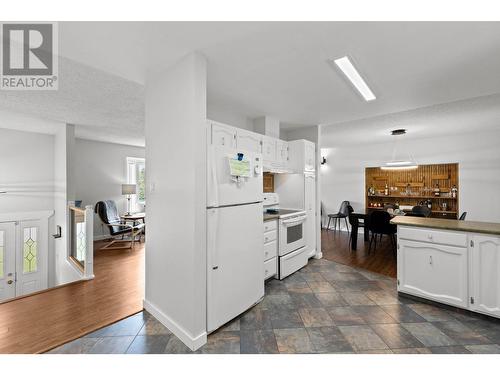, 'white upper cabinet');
236,128,262,153
262,136,277,161
211,121,237,149
469,234,500,318
276,140,289,164
304,142,316,172
288,139,316,172
208,119,291,166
